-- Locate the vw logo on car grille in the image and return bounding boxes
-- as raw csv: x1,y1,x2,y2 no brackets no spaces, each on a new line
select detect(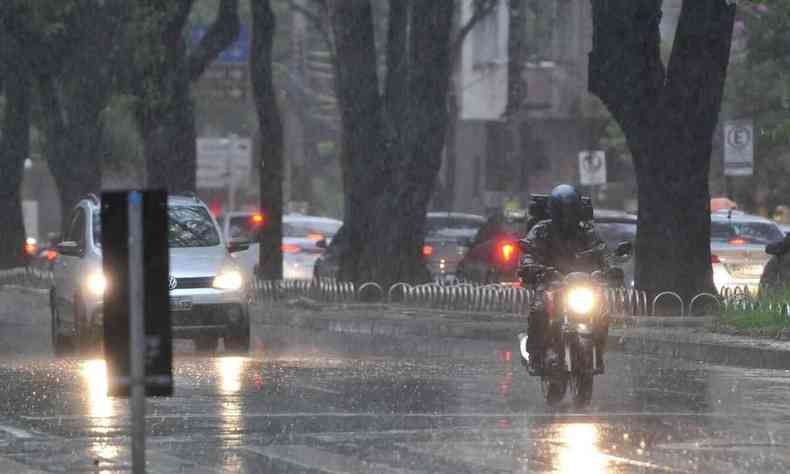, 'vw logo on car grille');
169,275,177,290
